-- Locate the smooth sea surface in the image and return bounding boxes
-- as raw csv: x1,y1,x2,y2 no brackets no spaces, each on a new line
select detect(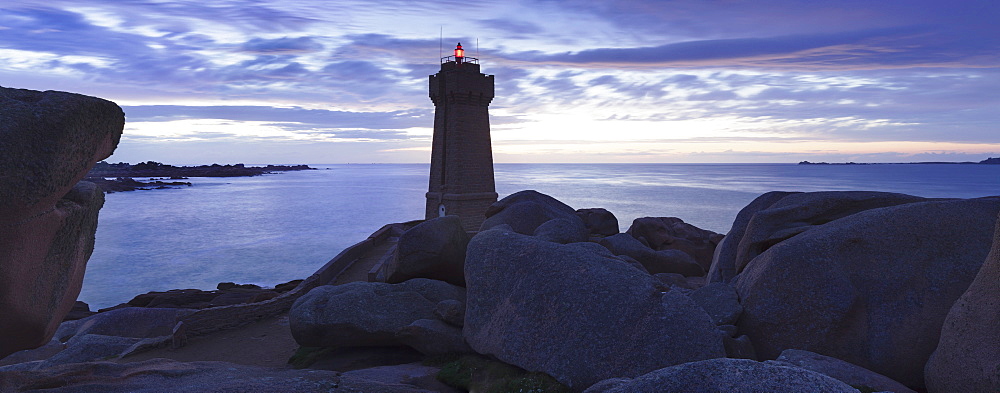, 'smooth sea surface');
80,163,1000,309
